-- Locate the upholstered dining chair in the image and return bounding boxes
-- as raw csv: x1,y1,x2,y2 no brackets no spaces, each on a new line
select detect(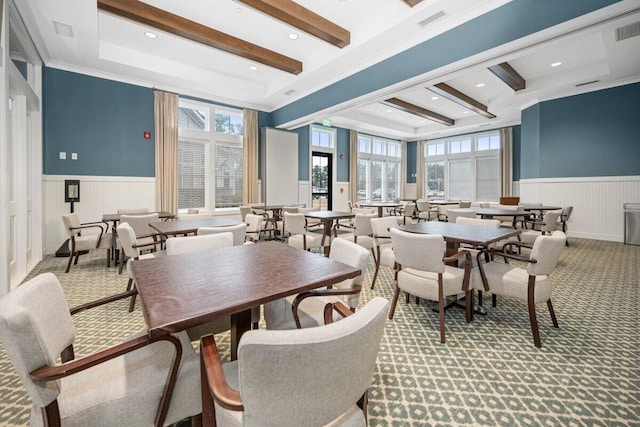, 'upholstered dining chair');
471,231,566,348
198,223,248,246
117,213,161,273
285,212,326,252
0,272,201,427
116,222,165,312
244,214,264,242
333,212,377,258
61,213,112,273
395,203,416,225
264,238,370,330
369,216,400,289
416,199,437,222
200,296,389,427
558,206,573,246
519,211,562,247
389,228,472,343
165,232,260,340
117,208,149,214
274,206,299,240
